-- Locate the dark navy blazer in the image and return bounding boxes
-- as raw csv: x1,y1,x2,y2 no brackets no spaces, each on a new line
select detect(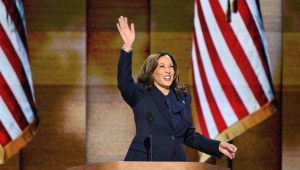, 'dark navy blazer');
118,50,222,161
